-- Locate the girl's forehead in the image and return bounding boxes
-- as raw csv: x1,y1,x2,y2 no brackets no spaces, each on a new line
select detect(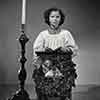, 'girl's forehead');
50,11,60,15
